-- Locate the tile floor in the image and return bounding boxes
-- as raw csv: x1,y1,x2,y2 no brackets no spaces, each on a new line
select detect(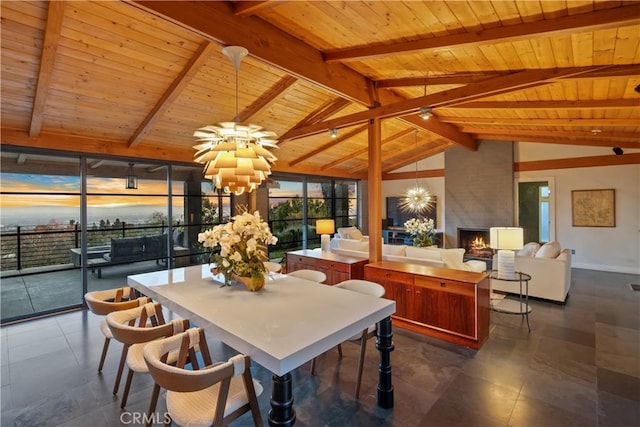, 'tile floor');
1,268,639,426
